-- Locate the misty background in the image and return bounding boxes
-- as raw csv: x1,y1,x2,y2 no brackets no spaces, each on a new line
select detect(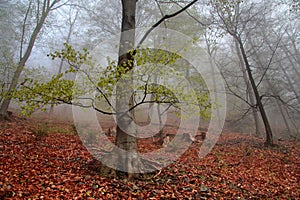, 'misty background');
0,0,299,140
